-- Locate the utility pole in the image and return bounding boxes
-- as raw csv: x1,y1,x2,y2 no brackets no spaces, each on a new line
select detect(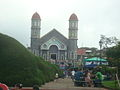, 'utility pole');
99,40,103,65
